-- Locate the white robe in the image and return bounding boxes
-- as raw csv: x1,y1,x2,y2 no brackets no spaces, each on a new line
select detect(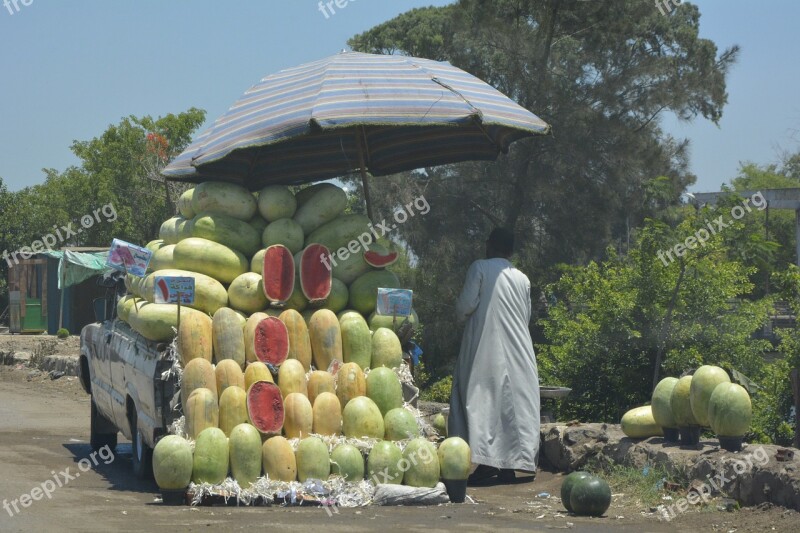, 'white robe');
449,258,540,471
